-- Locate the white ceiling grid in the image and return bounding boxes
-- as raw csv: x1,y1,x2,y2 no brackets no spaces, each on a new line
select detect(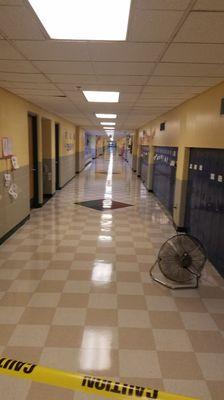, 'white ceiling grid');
0,0,223,136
